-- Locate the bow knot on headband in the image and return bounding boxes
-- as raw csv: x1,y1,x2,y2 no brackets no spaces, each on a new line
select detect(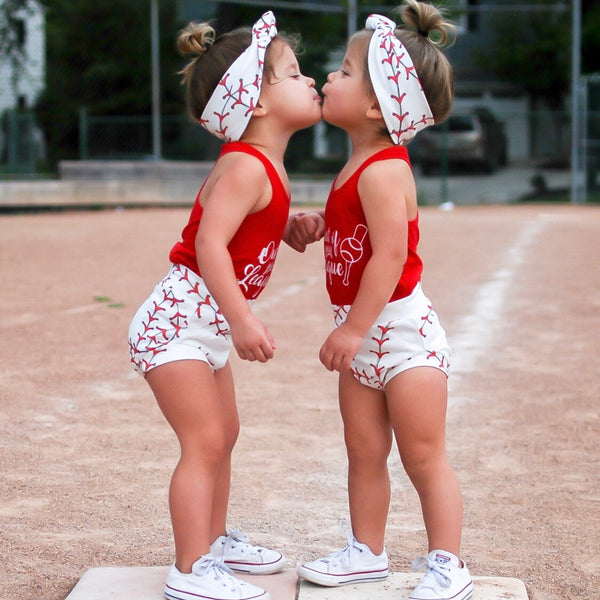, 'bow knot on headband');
366,14,434,145
200,11,278,142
